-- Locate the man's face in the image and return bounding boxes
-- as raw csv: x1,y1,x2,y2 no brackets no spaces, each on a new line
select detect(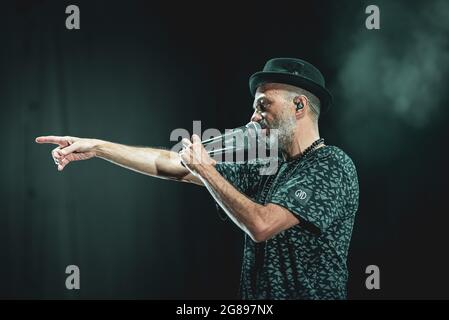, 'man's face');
250,84,297,151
